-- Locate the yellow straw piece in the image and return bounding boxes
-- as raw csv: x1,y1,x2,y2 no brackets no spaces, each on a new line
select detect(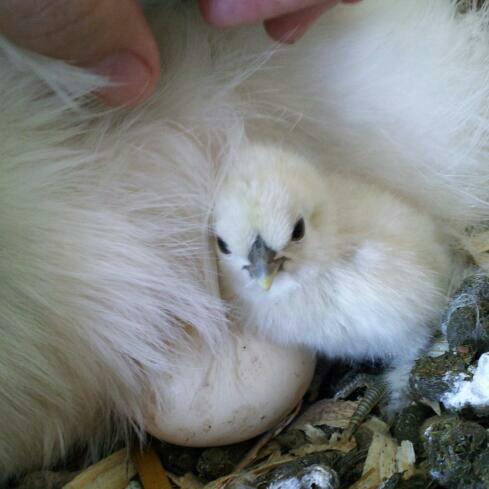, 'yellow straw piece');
133,446,172,489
